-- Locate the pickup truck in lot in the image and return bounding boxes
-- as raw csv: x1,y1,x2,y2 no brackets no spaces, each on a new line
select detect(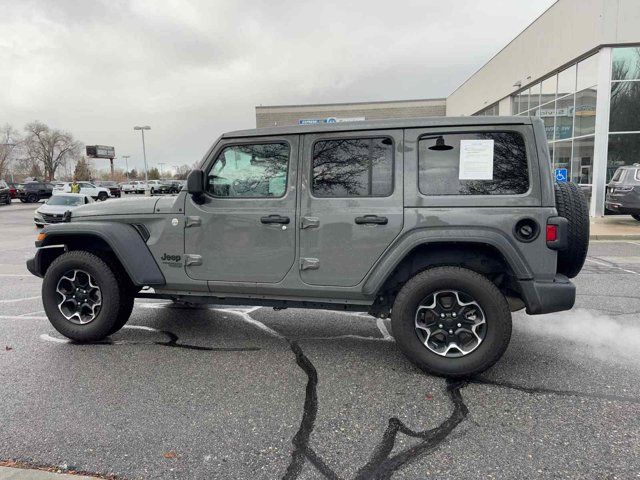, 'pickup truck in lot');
27,116,589,377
